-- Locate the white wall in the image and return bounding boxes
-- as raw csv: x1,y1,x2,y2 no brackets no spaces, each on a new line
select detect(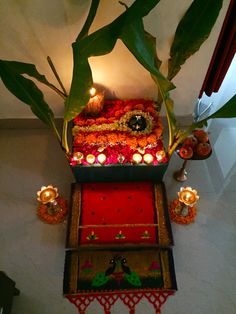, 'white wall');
0,0,230,119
